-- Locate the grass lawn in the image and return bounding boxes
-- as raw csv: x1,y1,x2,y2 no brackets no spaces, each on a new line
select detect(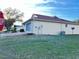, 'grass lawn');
0,35,79,59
